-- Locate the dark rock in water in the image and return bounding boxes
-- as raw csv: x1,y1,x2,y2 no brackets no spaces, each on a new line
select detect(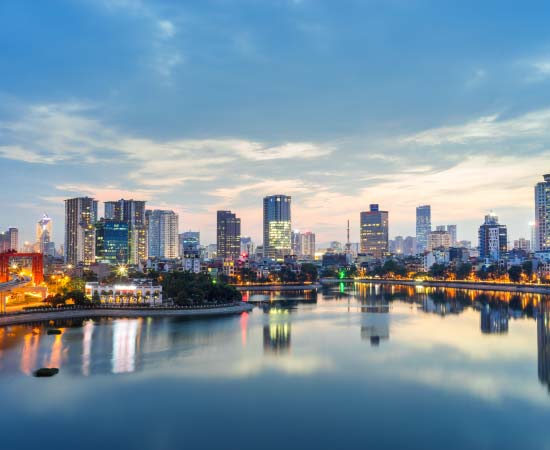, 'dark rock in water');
47,329,62,335
34,368,59,377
